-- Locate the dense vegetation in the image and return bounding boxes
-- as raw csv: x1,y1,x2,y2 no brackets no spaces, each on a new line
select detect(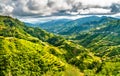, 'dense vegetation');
0,15,120,76
0,16,100,76
70,19,120,75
